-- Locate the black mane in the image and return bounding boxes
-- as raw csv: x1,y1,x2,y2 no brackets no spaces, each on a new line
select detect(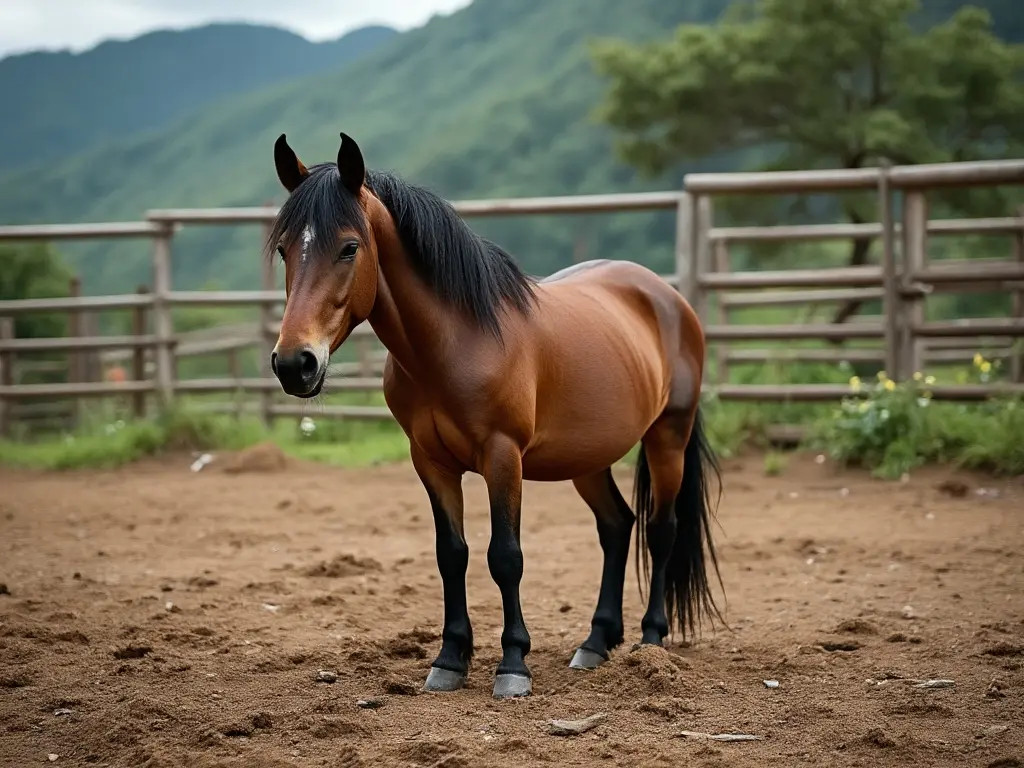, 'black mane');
265,162,537,337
